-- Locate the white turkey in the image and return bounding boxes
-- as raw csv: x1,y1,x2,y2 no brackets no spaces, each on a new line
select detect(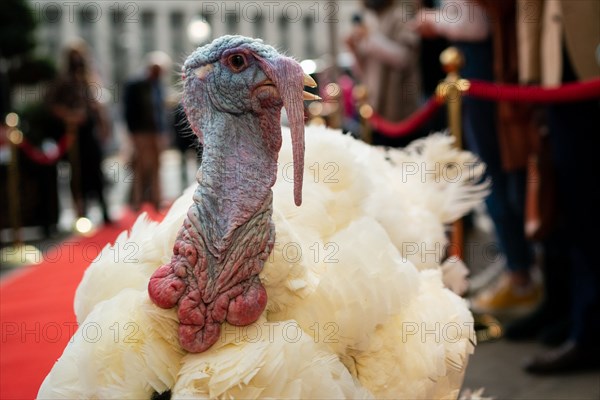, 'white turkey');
38,35,487,399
